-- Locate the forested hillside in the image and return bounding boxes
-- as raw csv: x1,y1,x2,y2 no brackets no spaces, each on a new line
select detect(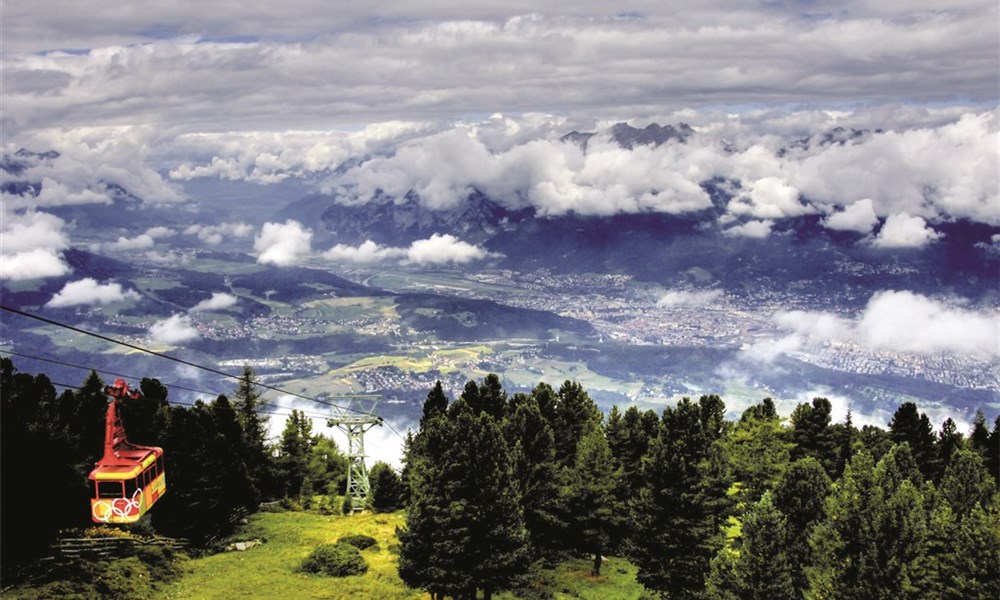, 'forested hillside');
2,359,998,599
